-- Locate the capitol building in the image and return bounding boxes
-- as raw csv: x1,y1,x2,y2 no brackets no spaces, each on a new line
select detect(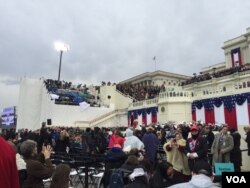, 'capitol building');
16,27,250,170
